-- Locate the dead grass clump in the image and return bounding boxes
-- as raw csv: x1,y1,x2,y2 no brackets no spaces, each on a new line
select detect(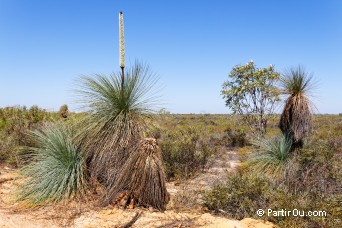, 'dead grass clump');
168,187,202,212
